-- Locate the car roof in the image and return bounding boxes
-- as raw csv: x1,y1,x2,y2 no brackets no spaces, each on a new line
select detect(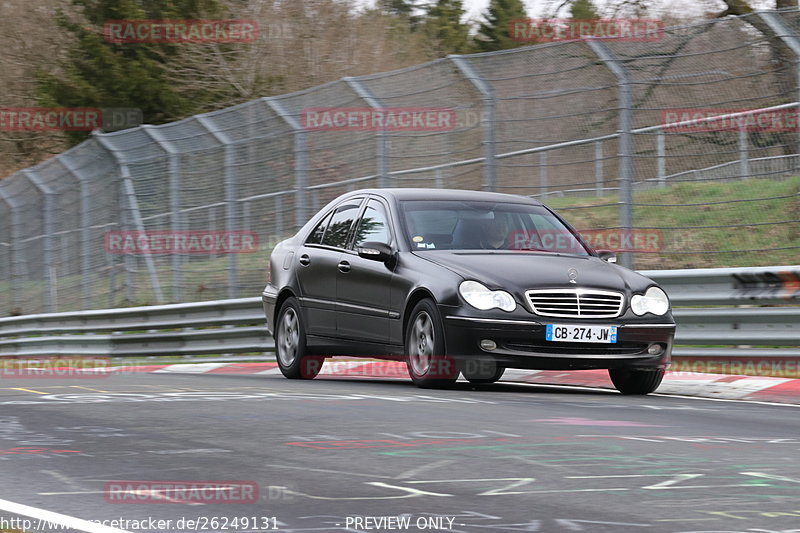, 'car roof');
350,188,544,205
